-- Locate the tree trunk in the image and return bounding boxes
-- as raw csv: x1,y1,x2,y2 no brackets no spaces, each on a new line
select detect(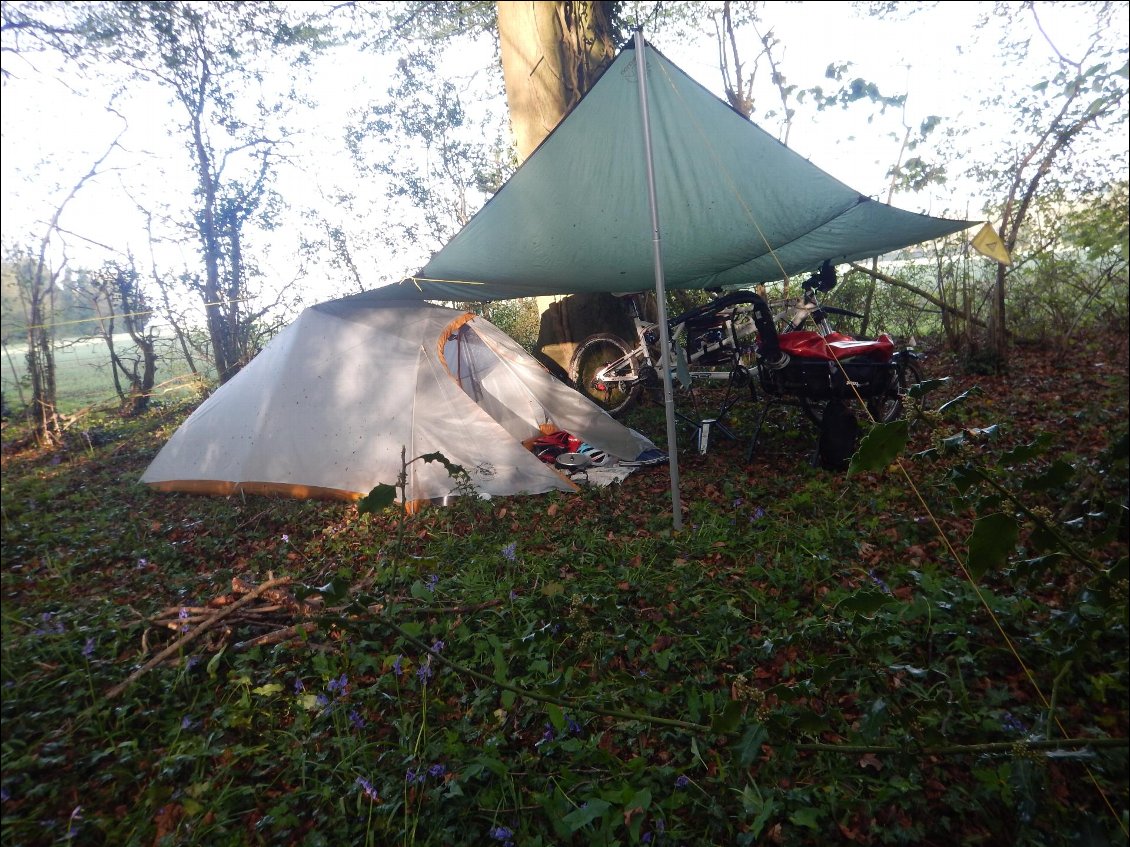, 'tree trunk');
497,1,622,376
